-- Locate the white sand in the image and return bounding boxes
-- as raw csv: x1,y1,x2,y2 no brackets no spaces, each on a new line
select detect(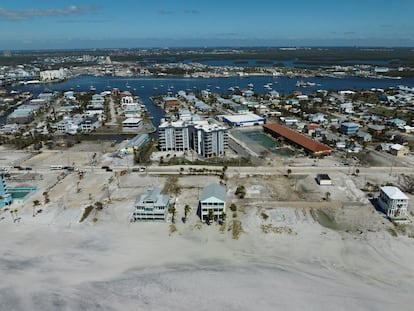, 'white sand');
1,203,414,311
